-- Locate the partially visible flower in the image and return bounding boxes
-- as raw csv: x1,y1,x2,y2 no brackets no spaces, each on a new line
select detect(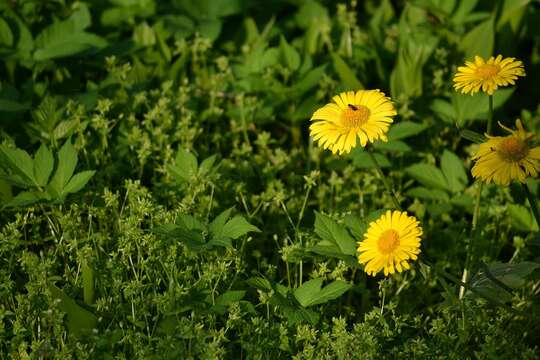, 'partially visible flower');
471,120,540,185
357,210,422,276
453,55,525,95
309,90,396,155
